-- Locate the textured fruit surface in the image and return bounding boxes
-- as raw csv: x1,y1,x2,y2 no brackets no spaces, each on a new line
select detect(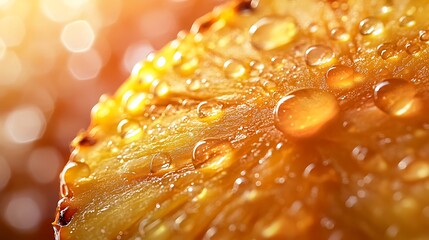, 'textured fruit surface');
54,0,429,239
